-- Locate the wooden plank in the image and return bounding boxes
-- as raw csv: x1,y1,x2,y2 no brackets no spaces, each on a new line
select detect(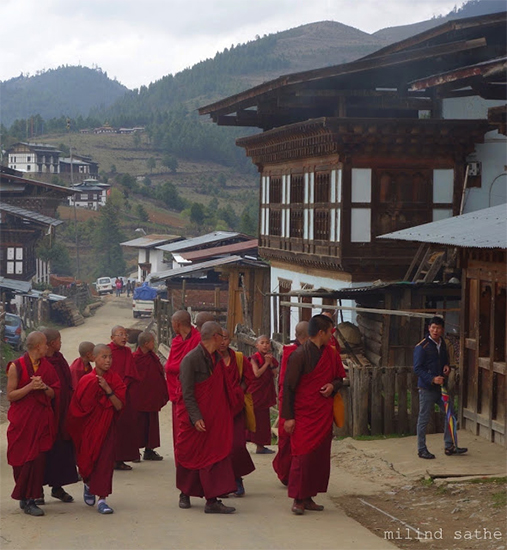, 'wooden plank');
357,323,383,344
423,251,445,282
382,368,396,434
409,372,419,434
381,294,392,367
397,369,409,434
357,314,384,333
352,367,370,437
370,368,383,435
412,247,432,282
404,243,426,281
